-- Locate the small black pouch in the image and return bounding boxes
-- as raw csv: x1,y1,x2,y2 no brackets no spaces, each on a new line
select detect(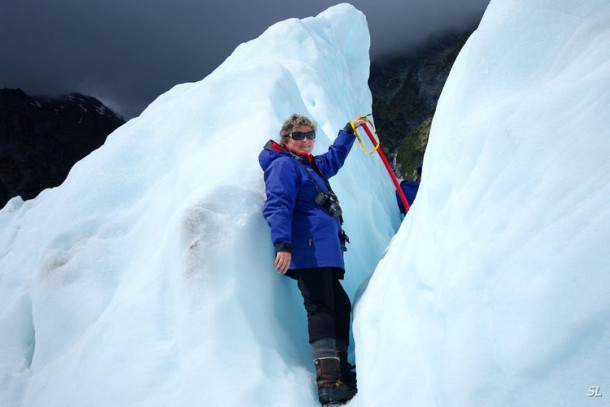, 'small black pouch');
339,229,350,252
